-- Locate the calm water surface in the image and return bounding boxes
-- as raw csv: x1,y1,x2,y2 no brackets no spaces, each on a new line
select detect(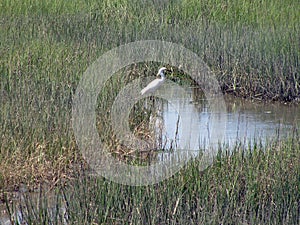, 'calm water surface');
149,86,299,160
